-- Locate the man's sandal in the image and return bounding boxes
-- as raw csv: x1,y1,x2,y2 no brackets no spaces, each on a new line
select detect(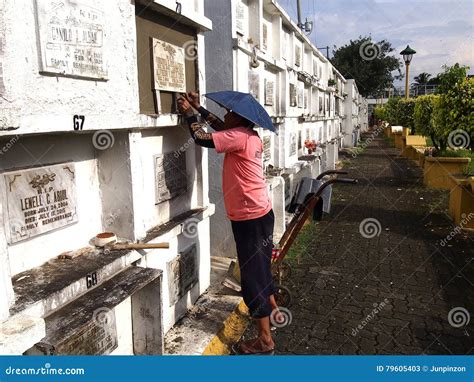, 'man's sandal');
231,339,275,355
